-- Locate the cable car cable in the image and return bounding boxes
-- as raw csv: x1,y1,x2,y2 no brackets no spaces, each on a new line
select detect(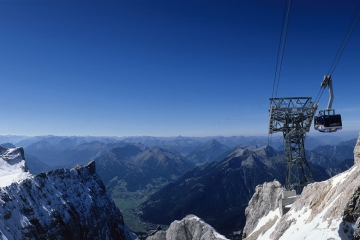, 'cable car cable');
271,0,293,99
314,4,360,107
269,0,293,147
327,4,360,76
